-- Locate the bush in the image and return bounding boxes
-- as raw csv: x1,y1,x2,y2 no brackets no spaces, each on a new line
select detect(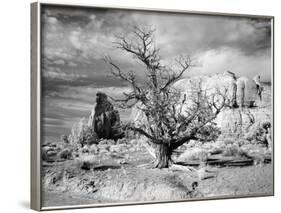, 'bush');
177,148,209,162
196,124,221,142
245,121,272,146
222,145,239,156
75,155,97,170
61,134,69,143
116,137,128,145
69,118,87,143
81,127,98,146
89,144,99,154
99,139,115,145
237,139,250,147
223,138,235,145
59,149,72,160
69,118,98,147
123,126,138,140
222,144,247,157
